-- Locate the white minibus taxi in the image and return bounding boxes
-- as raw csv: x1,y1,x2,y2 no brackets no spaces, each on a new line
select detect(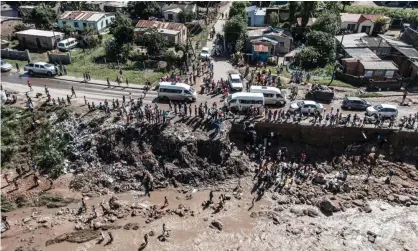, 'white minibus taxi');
224,92,264,111
57,38,78,51
158,82,197,102
250,85,286,106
